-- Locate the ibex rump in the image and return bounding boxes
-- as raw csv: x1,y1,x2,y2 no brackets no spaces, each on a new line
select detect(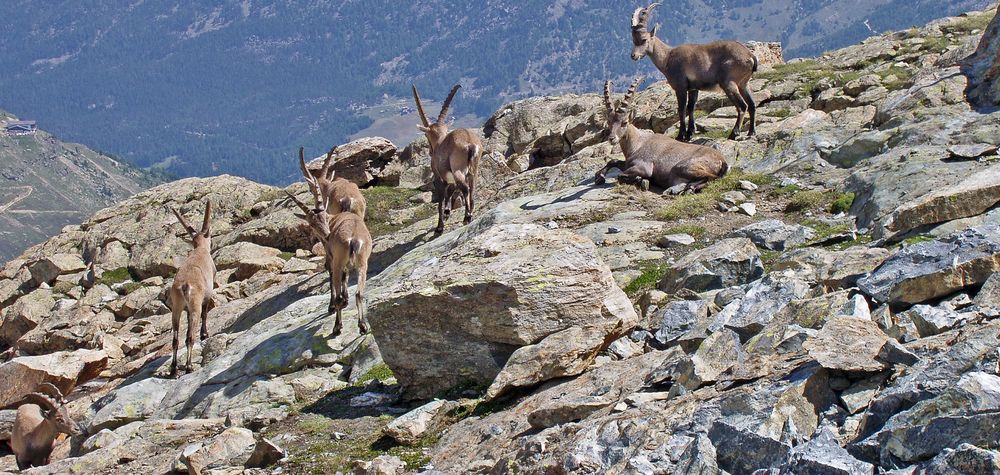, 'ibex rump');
167,202,217,376
286,191,372,336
